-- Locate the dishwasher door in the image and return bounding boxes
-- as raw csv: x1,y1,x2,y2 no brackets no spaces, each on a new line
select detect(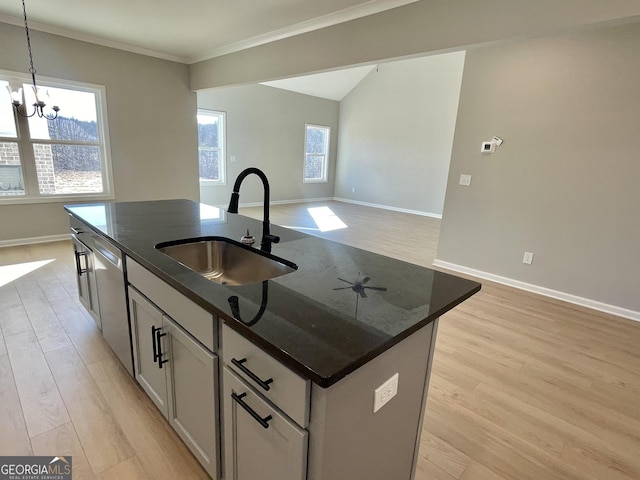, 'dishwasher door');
93,238,133,376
